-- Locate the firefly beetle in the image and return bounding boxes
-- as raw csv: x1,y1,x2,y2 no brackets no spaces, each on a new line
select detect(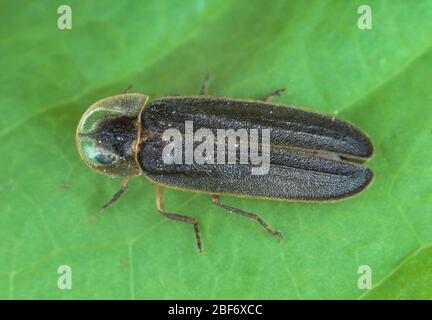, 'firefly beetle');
76,74,373,252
